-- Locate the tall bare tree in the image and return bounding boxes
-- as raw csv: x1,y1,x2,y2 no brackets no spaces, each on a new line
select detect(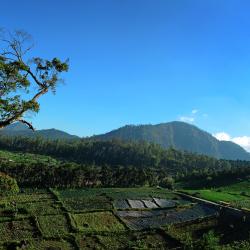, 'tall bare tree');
0,30,69,130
